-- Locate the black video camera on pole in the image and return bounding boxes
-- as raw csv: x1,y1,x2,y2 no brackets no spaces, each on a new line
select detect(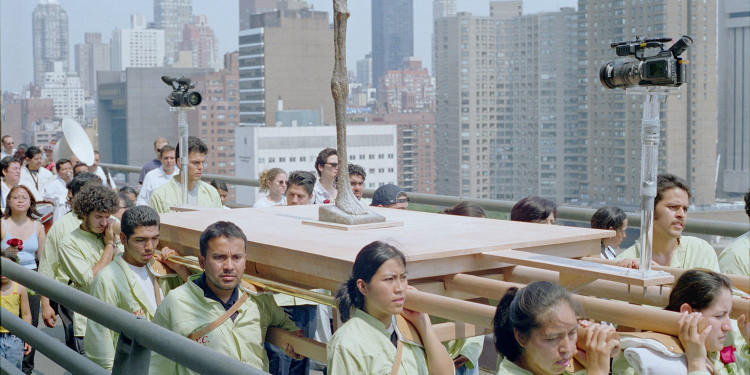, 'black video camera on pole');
162,76,202,107
599,35,693,89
